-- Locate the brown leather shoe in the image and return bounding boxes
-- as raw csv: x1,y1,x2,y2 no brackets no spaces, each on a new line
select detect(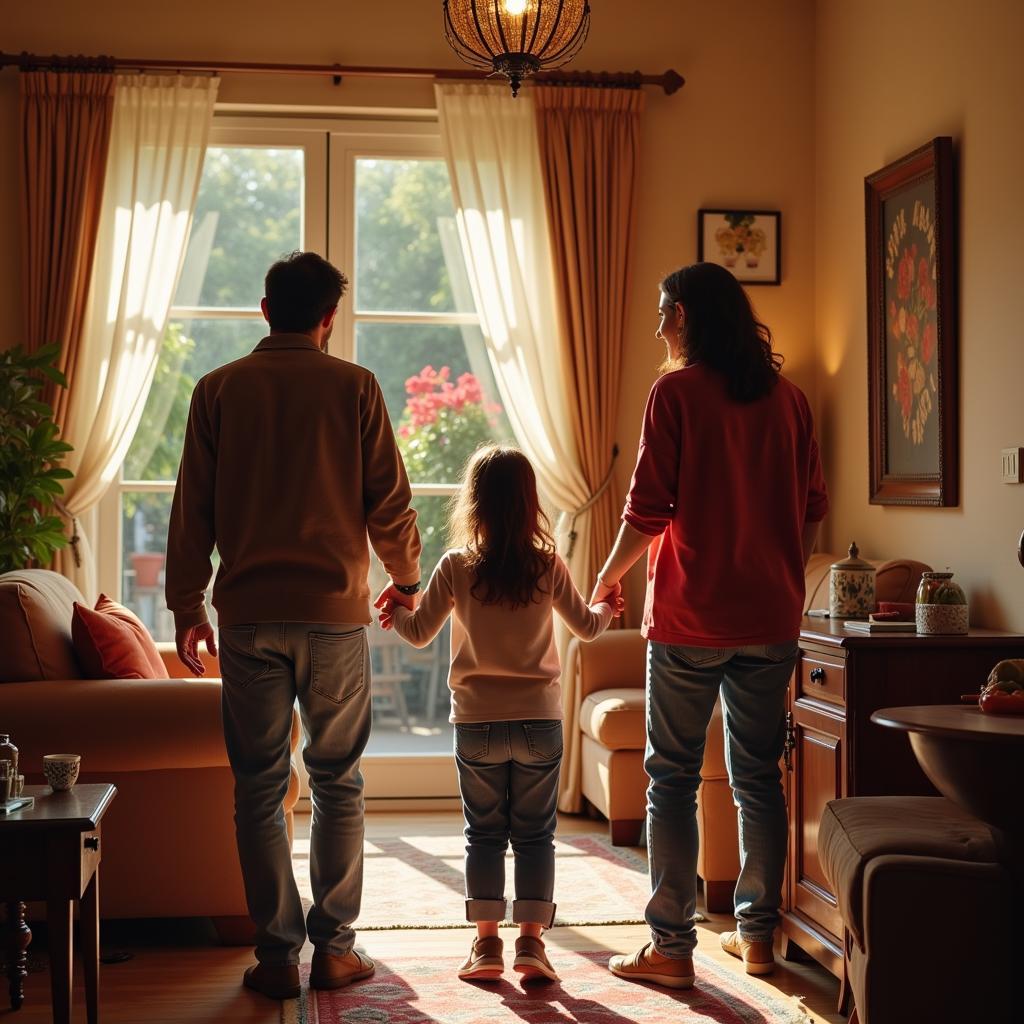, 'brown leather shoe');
720,930,775,975
513,935,559,982
457,935,504,981
310,949,376,990
608,942,695,989
242,963,301,1000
